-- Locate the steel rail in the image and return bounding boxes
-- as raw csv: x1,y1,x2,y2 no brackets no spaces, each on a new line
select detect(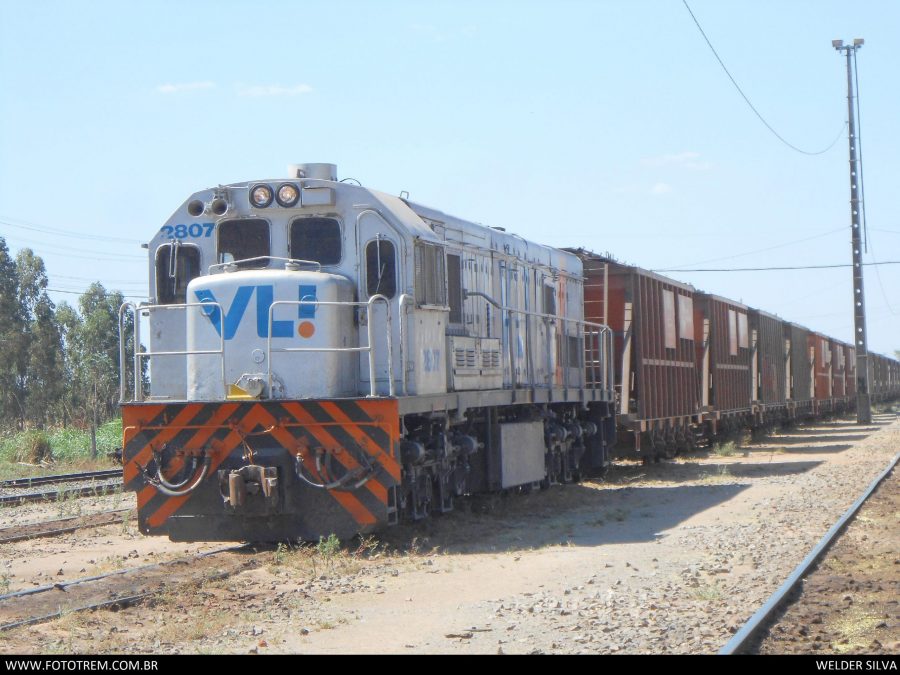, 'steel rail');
0,481,123,505
0,544,255,631
0,469,121,489
0,509,133,545
719,451,900,655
